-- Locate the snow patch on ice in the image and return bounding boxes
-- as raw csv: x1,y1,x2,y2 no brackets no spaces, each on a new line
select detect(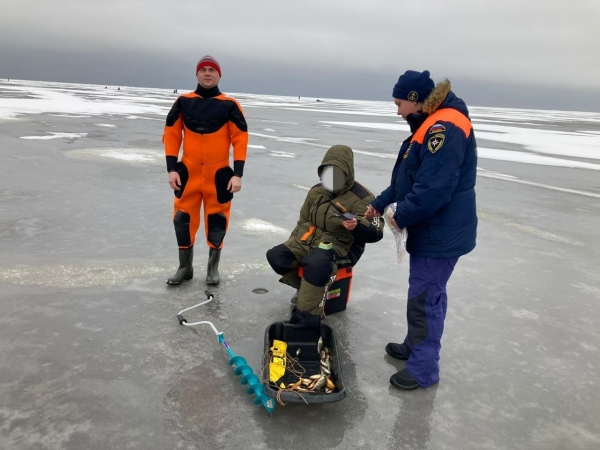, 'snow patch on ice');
248,145,266,149
479,148,600,170
471,118,541,126
291,184,311,191
250,132,328,148
20,132,87,140
353,149,395,159
261,120,299,124
125,115,162,121
0,261,169,288
100,151,156,162
477,168,519,180
474,123,600,160
320,120,600,166
511,310,540,321
68,147,162,164
283,108,395,117
239,219,288,236
477,169,600,199
283,137,319,142
0,83,167,119
95,123,116,128
48,114,92,118
320,122,600,169
320,121,410,132
269,151,296,158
